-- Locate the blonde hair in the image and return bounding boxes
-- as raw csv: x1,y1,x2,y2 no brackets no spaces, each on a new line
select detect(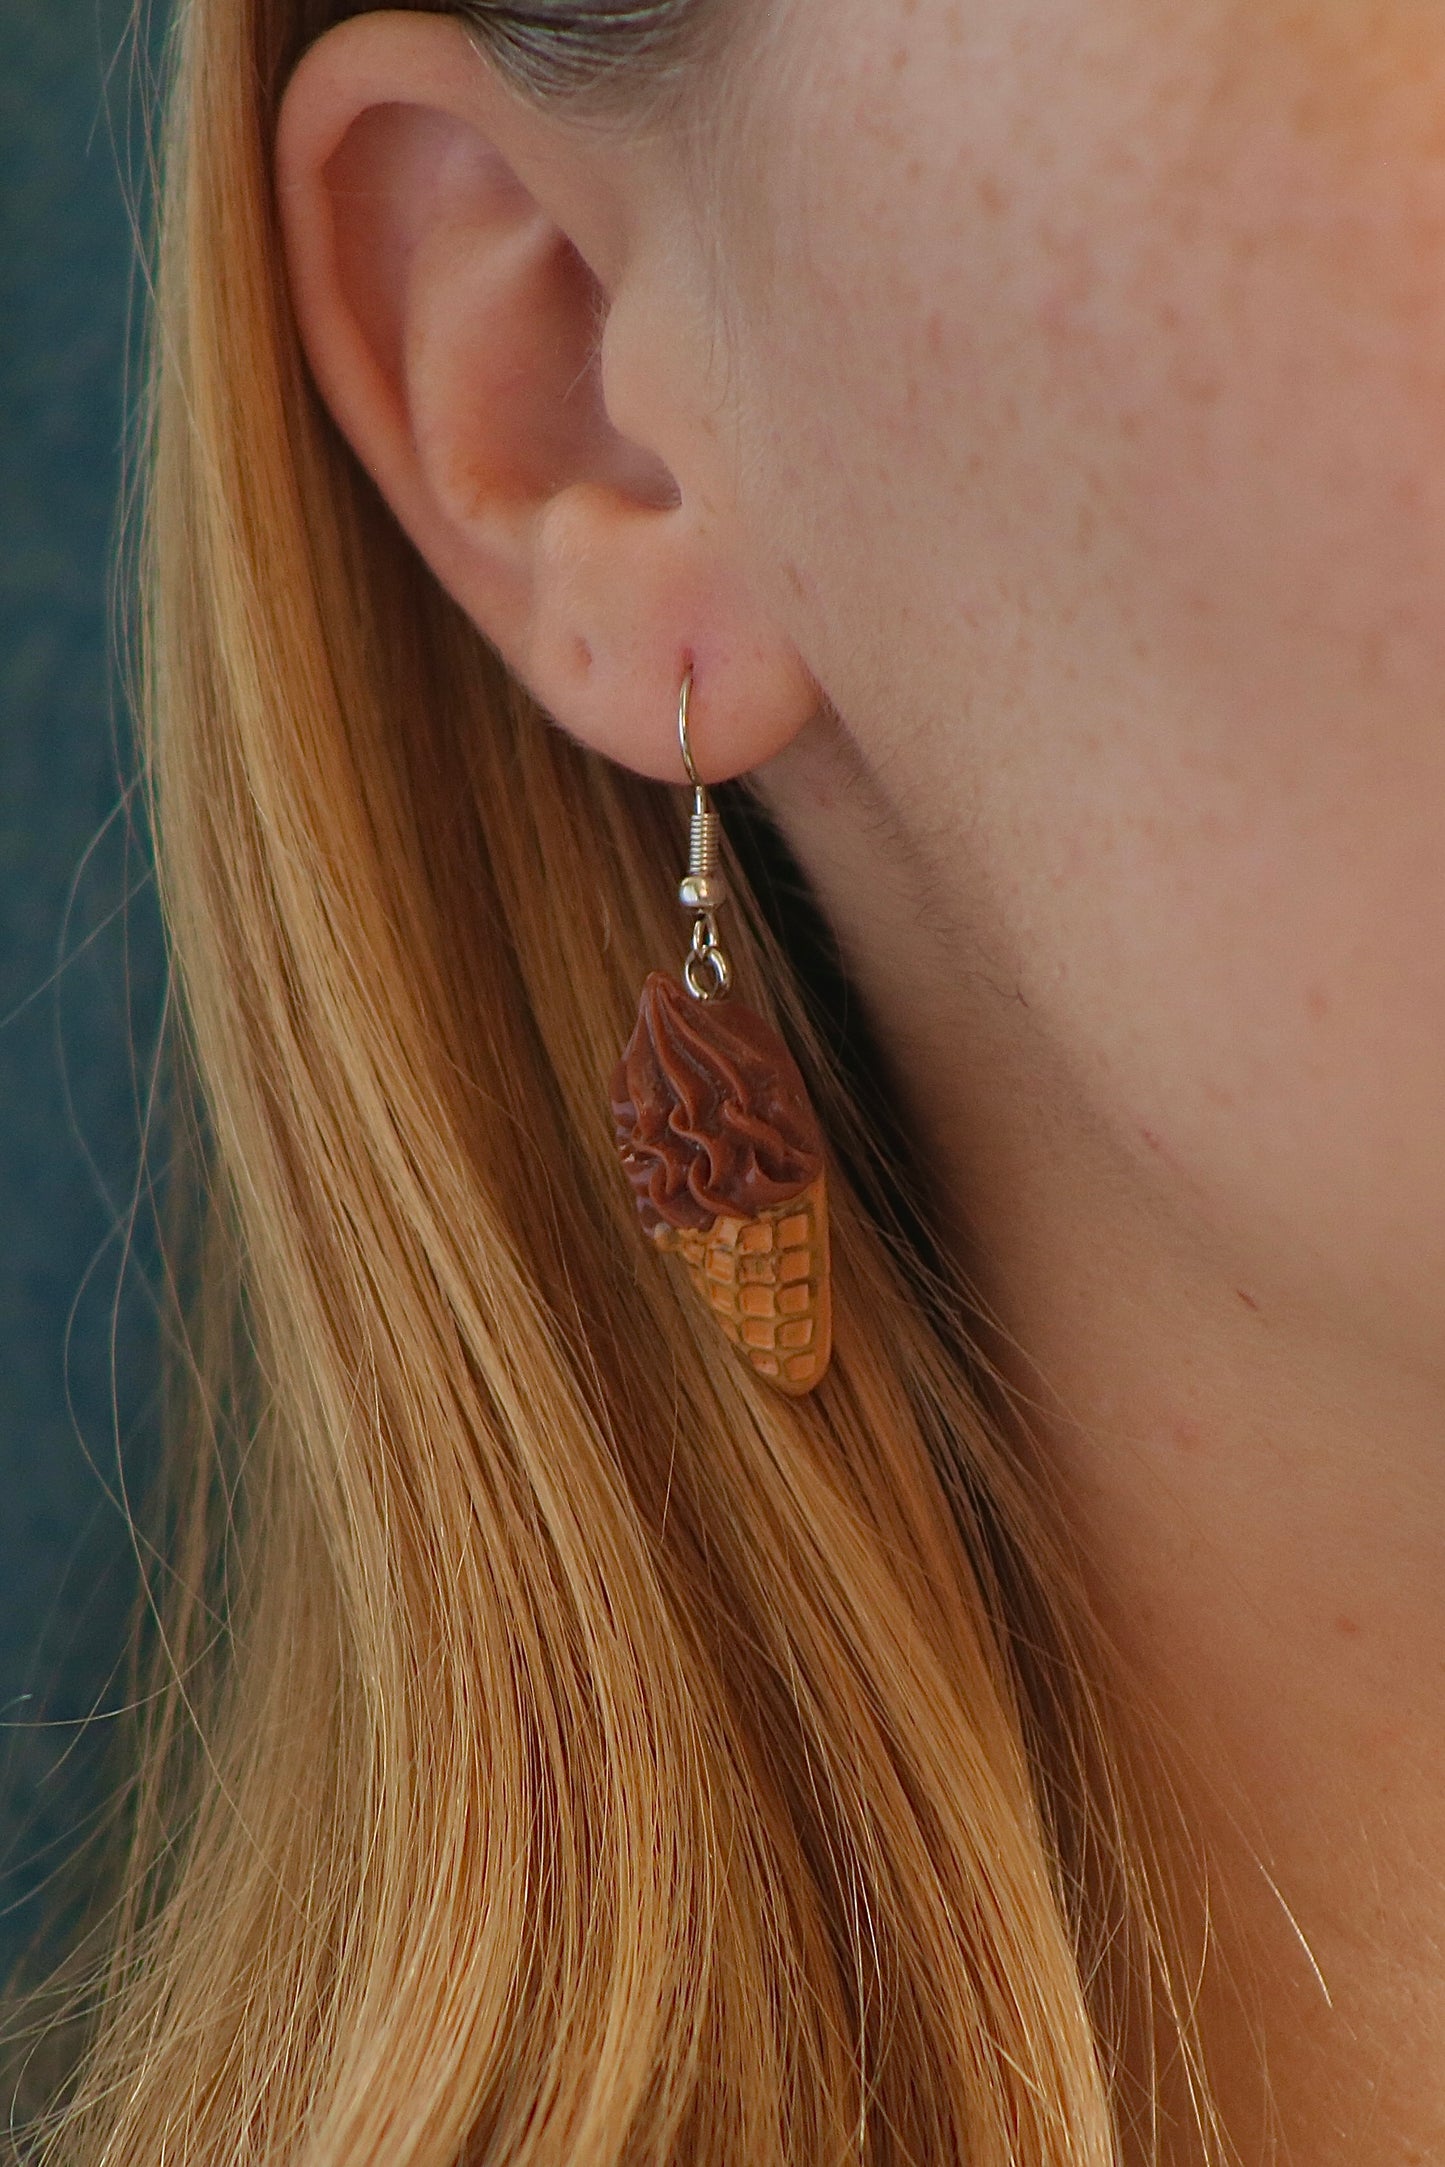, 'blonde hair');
15,0,1223,2158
